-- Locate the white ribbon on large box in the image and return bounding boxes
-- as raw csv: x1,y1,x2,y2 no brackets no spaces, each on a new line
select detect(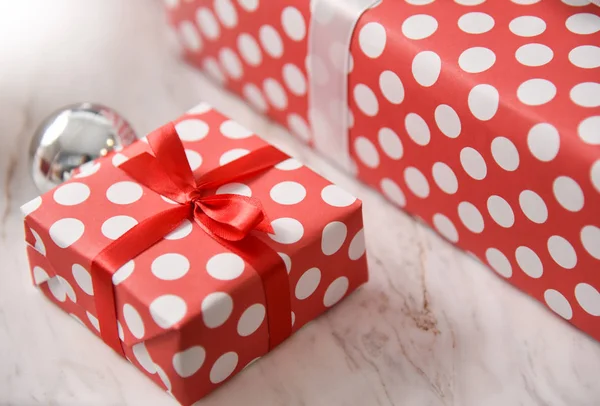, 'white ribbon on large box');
308,0,380,172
